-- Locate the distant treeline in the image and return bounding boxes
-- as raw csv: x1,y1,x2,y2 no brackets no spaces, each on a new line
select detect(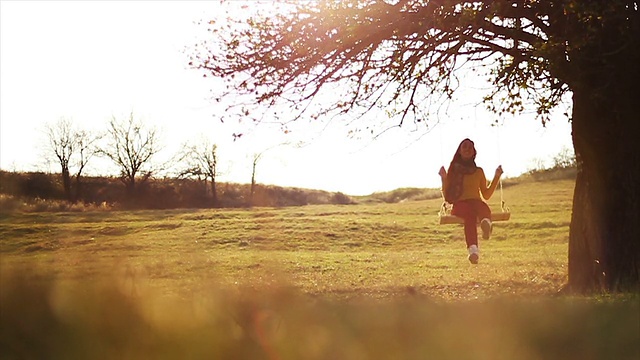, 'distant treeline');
0,170,354,211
